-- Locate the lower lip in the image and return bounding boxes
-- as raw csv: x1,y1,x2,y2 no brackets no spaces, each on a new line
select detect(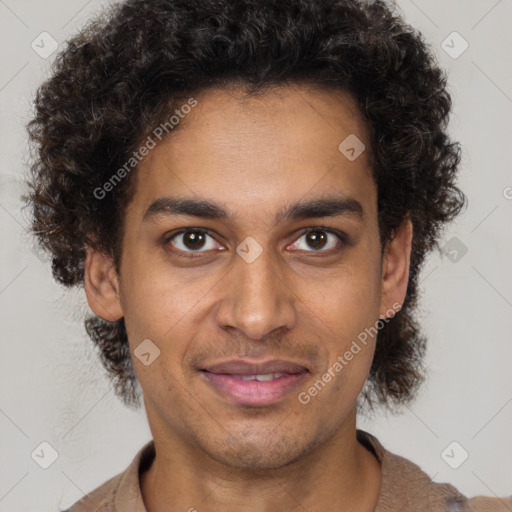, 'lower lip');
202,372,308,406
